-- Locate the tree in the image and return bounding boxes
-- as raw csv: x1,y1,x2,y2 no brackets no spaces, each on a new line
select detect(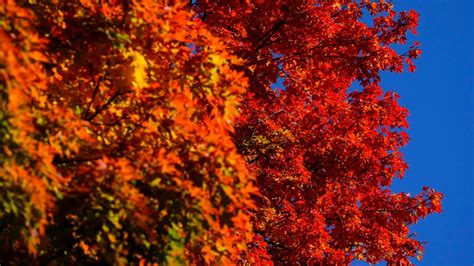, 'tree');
1,1,256,264
0,0,442,265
